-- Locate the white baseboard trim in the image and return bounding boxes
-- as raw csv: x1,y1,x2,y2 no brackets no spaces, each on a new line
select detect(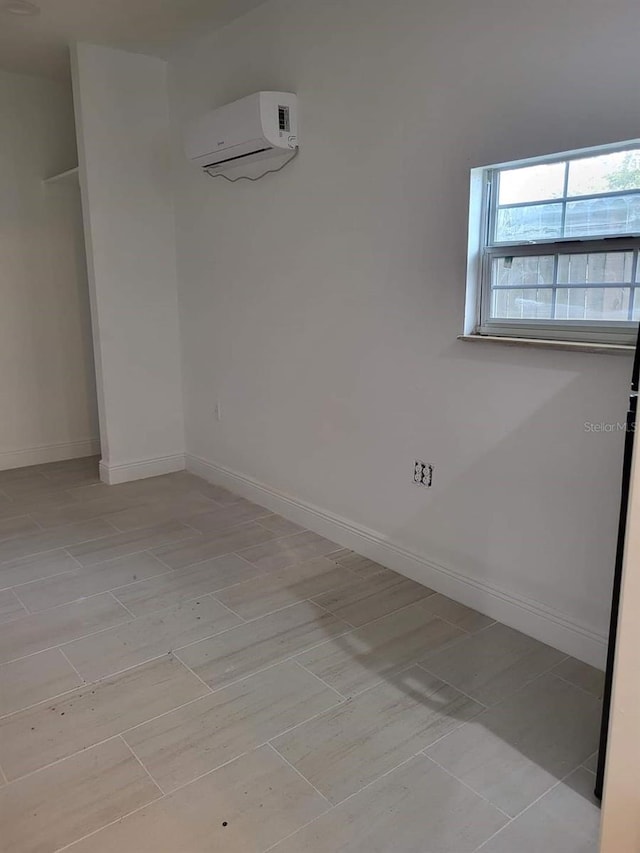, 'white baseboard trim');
100,453,185,485
0,439,100,471
186,452,607,668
